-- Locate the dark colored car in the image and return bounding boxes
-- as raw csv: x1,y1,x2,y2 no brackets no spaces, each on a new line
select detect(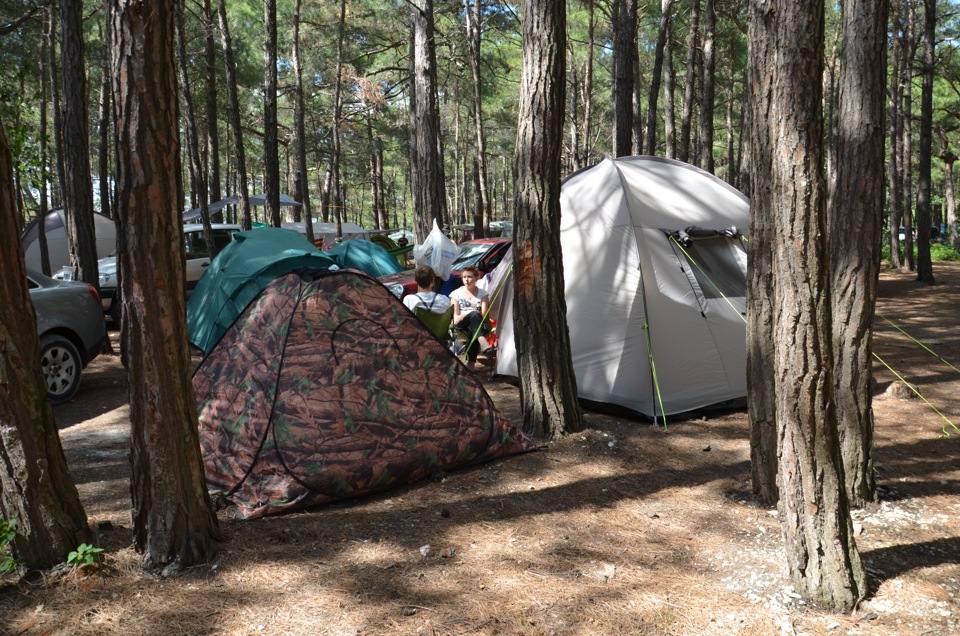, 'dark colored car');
380,237,512,300
28,268,107,404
